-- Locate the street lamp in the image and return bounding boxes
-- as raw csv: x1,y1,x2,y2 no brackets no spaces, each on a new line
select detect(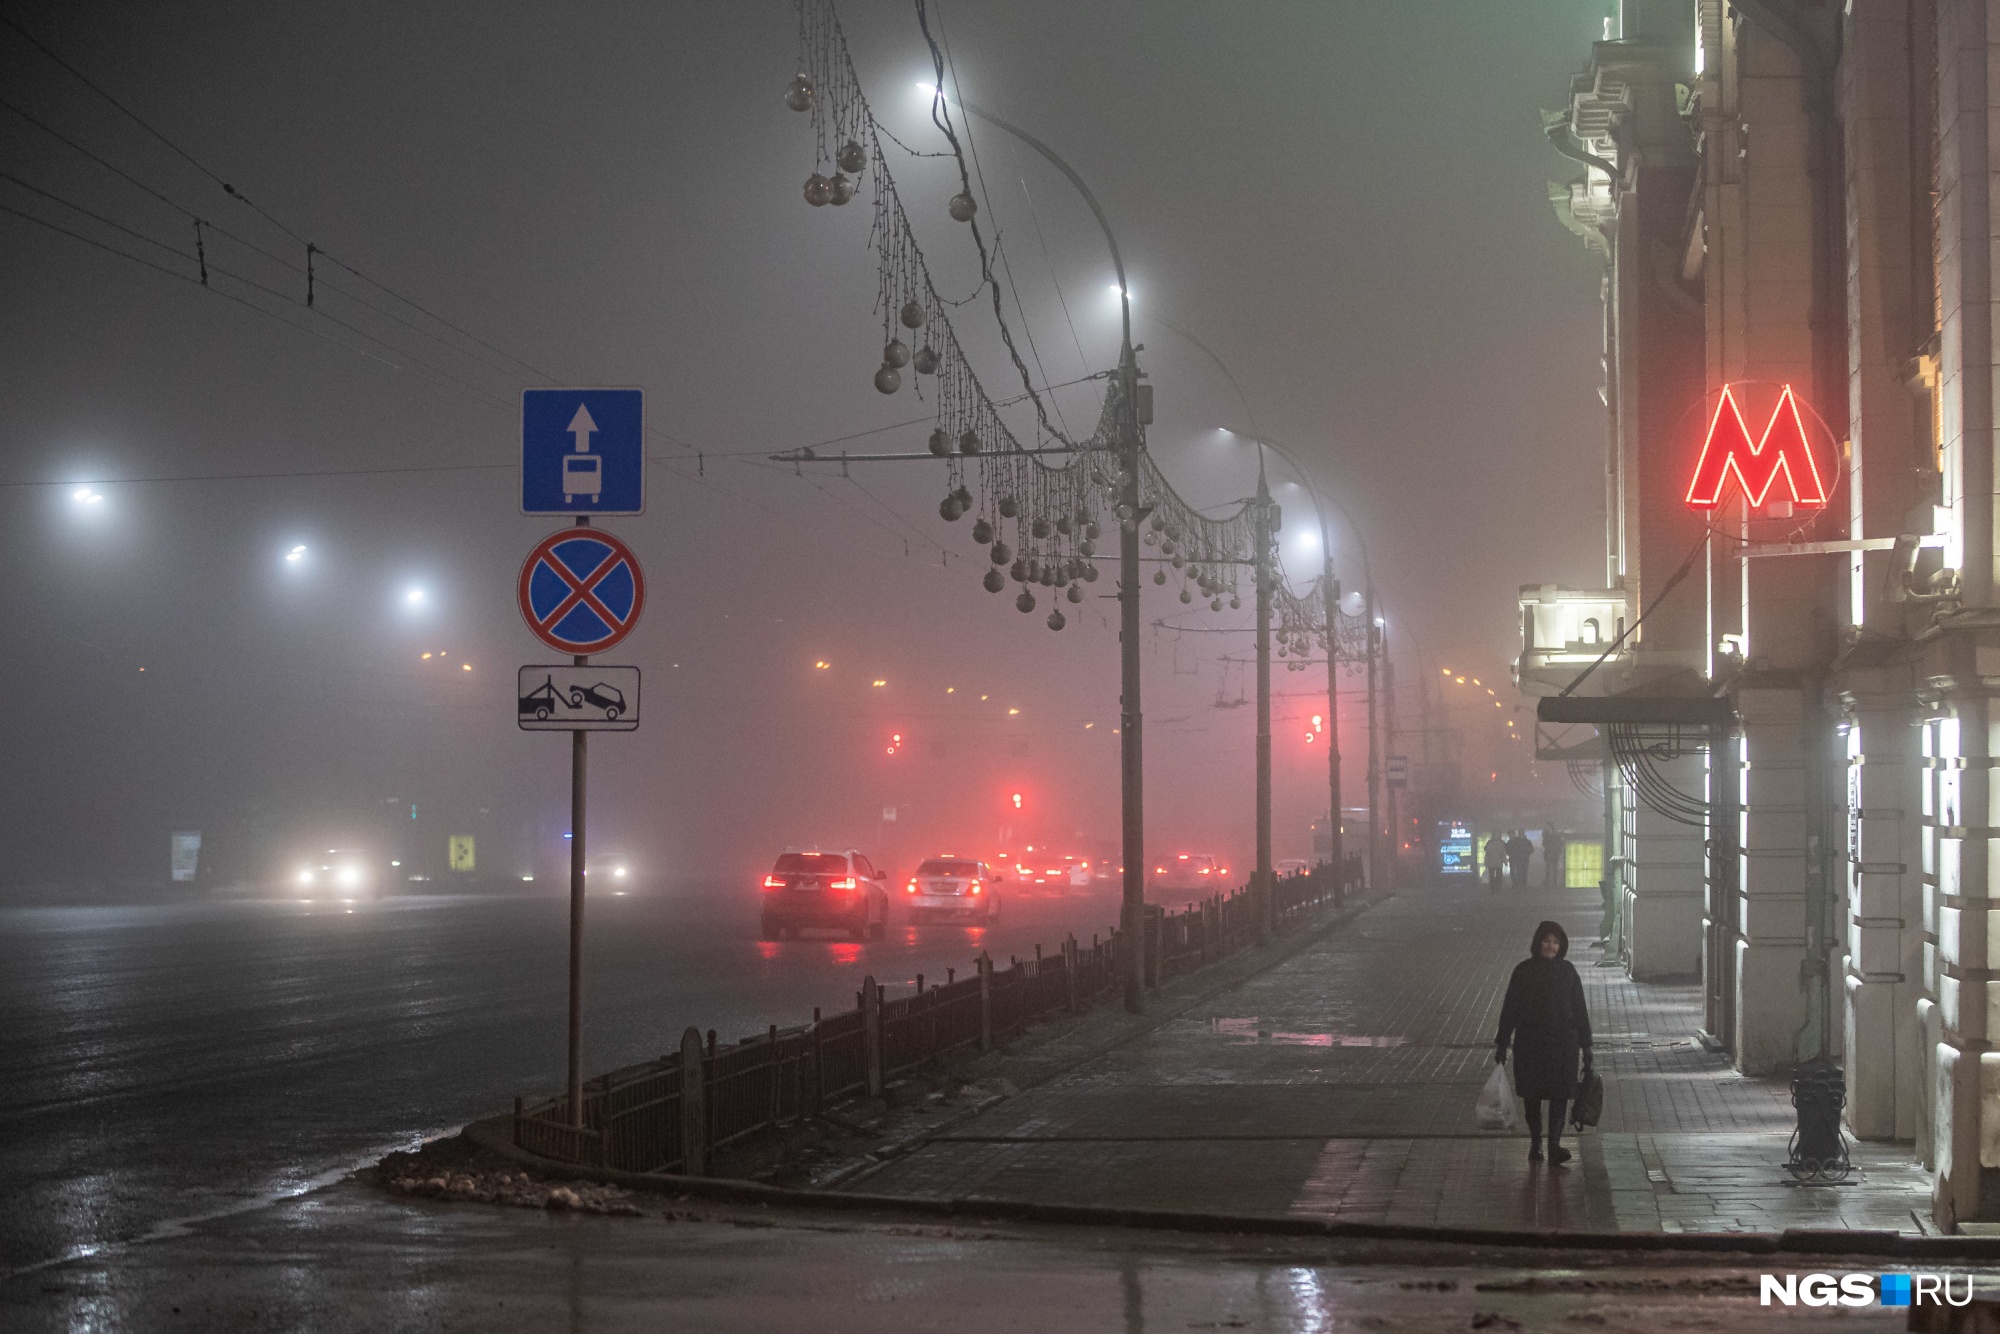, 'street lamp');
1140,313,1382,904
951,96,1149,1014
